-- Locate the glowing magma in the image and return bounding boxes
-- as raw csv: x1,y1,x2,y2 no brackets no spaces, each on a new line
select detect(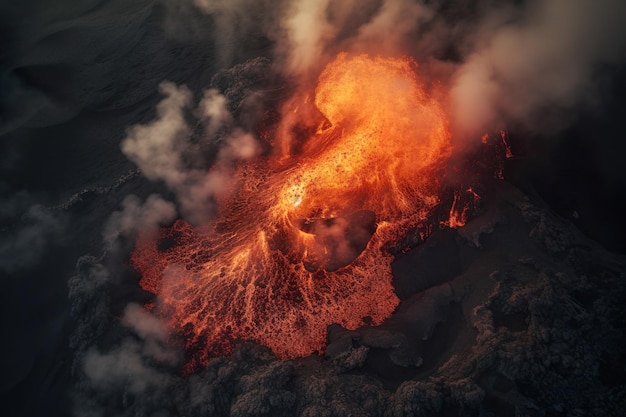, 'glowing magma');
132,54,451,372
